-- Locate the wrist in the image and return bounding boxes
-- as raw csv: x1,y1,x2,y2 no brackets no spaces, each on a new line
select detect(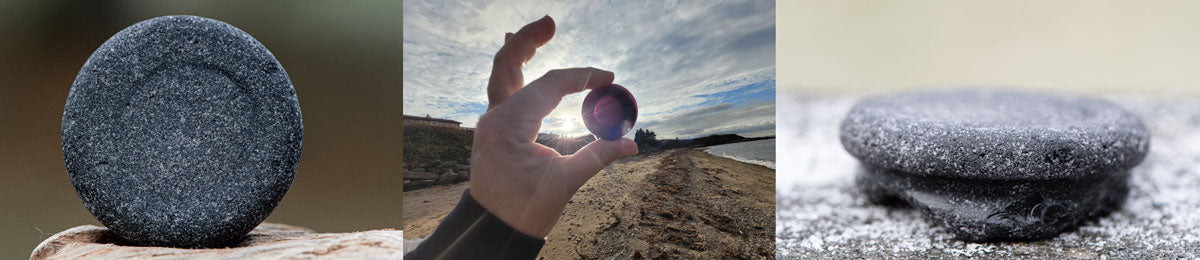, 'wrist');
469,183,557,238
409,188,546,259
